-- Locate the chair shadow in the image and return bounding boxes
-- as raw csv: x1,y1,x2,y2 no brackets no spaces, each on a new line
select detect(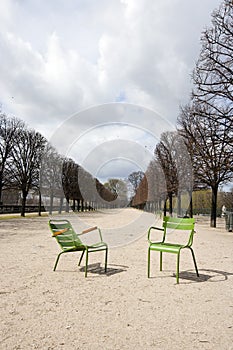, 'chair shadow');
79,263,128,276
175,268,233,283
